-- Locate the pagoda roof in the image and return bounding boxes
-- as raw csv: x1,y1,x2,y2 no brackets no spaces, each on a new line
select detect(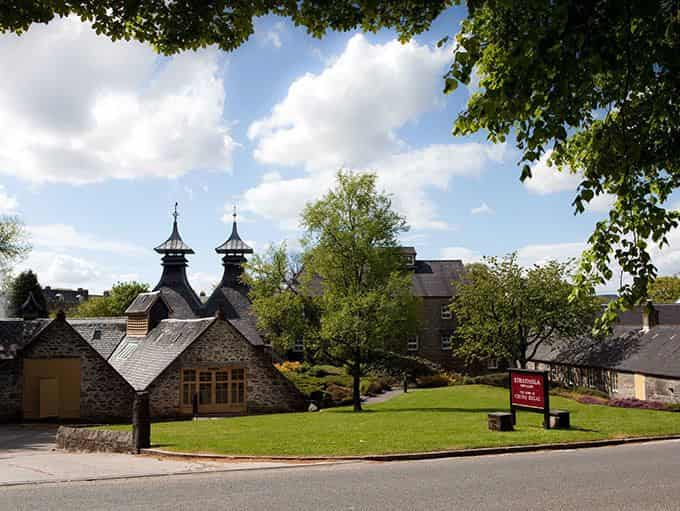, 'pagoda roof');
154,205,194,255
215,220,253,254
